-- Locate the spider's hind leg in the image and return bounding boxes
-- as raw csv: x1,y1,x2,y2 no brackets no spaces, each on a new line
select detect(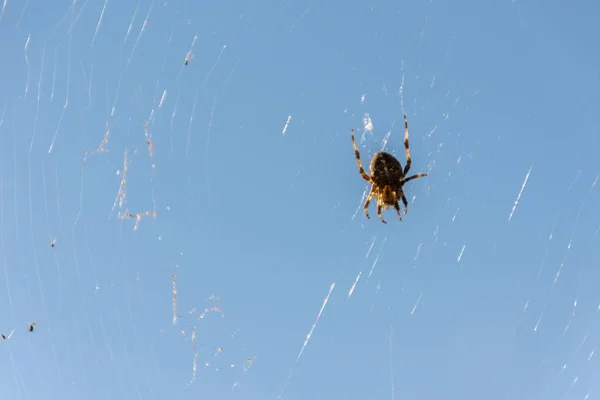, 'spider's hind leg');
377,199,387,224
401,194,408,215
363,187,375,219
394,201,403,221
